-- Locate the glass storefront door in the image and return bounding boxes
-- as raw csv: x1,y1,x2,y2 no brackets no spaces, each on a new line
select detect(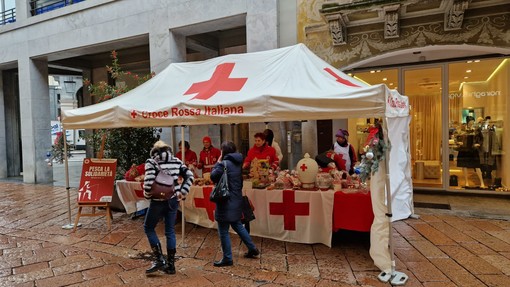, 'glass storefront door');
404,66,443,188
